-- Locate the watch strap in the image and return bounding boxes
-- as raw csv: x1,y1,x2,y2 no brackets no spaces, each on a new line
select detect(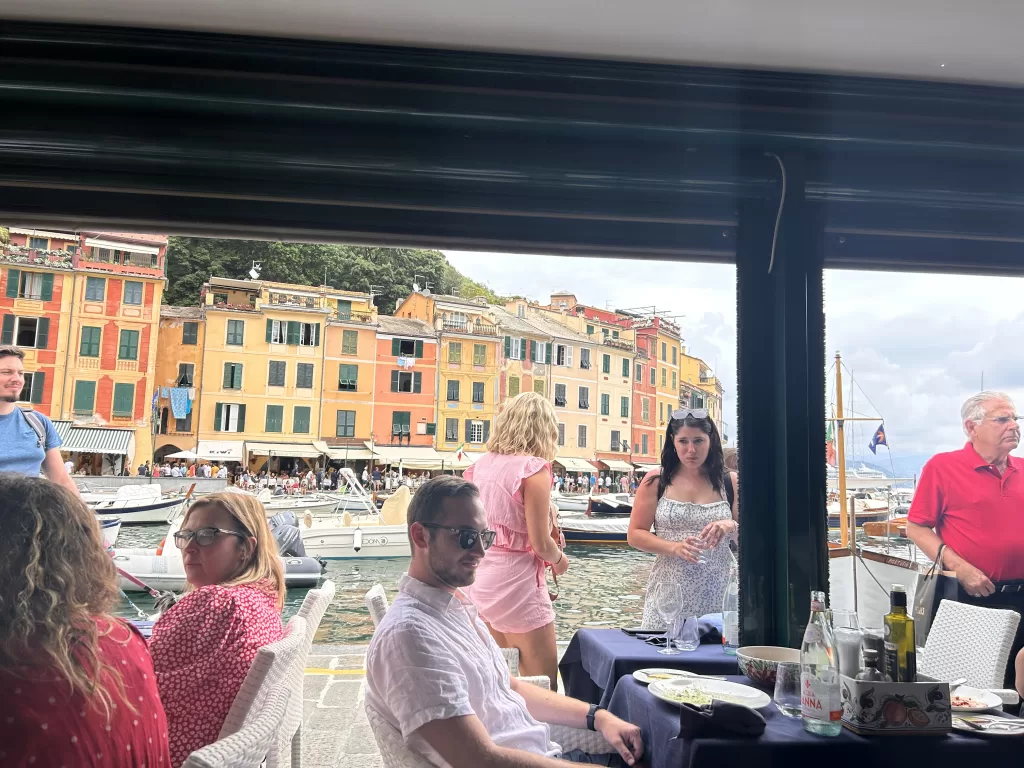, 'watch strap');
586,703,603,731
